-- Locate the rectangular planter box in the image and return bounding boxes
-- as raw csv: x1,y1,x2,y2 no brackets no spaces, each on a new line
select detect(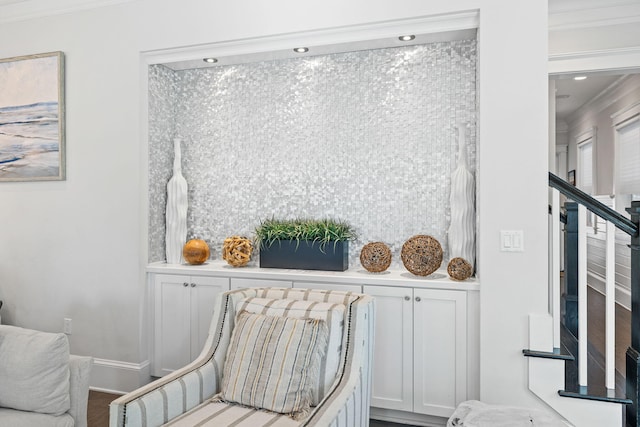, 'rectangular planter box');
259,240,349,271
